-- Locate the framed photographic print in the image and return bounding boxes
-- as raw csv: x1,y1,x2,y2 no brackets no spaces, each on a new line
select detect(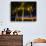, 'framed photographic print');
11,1,36,21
